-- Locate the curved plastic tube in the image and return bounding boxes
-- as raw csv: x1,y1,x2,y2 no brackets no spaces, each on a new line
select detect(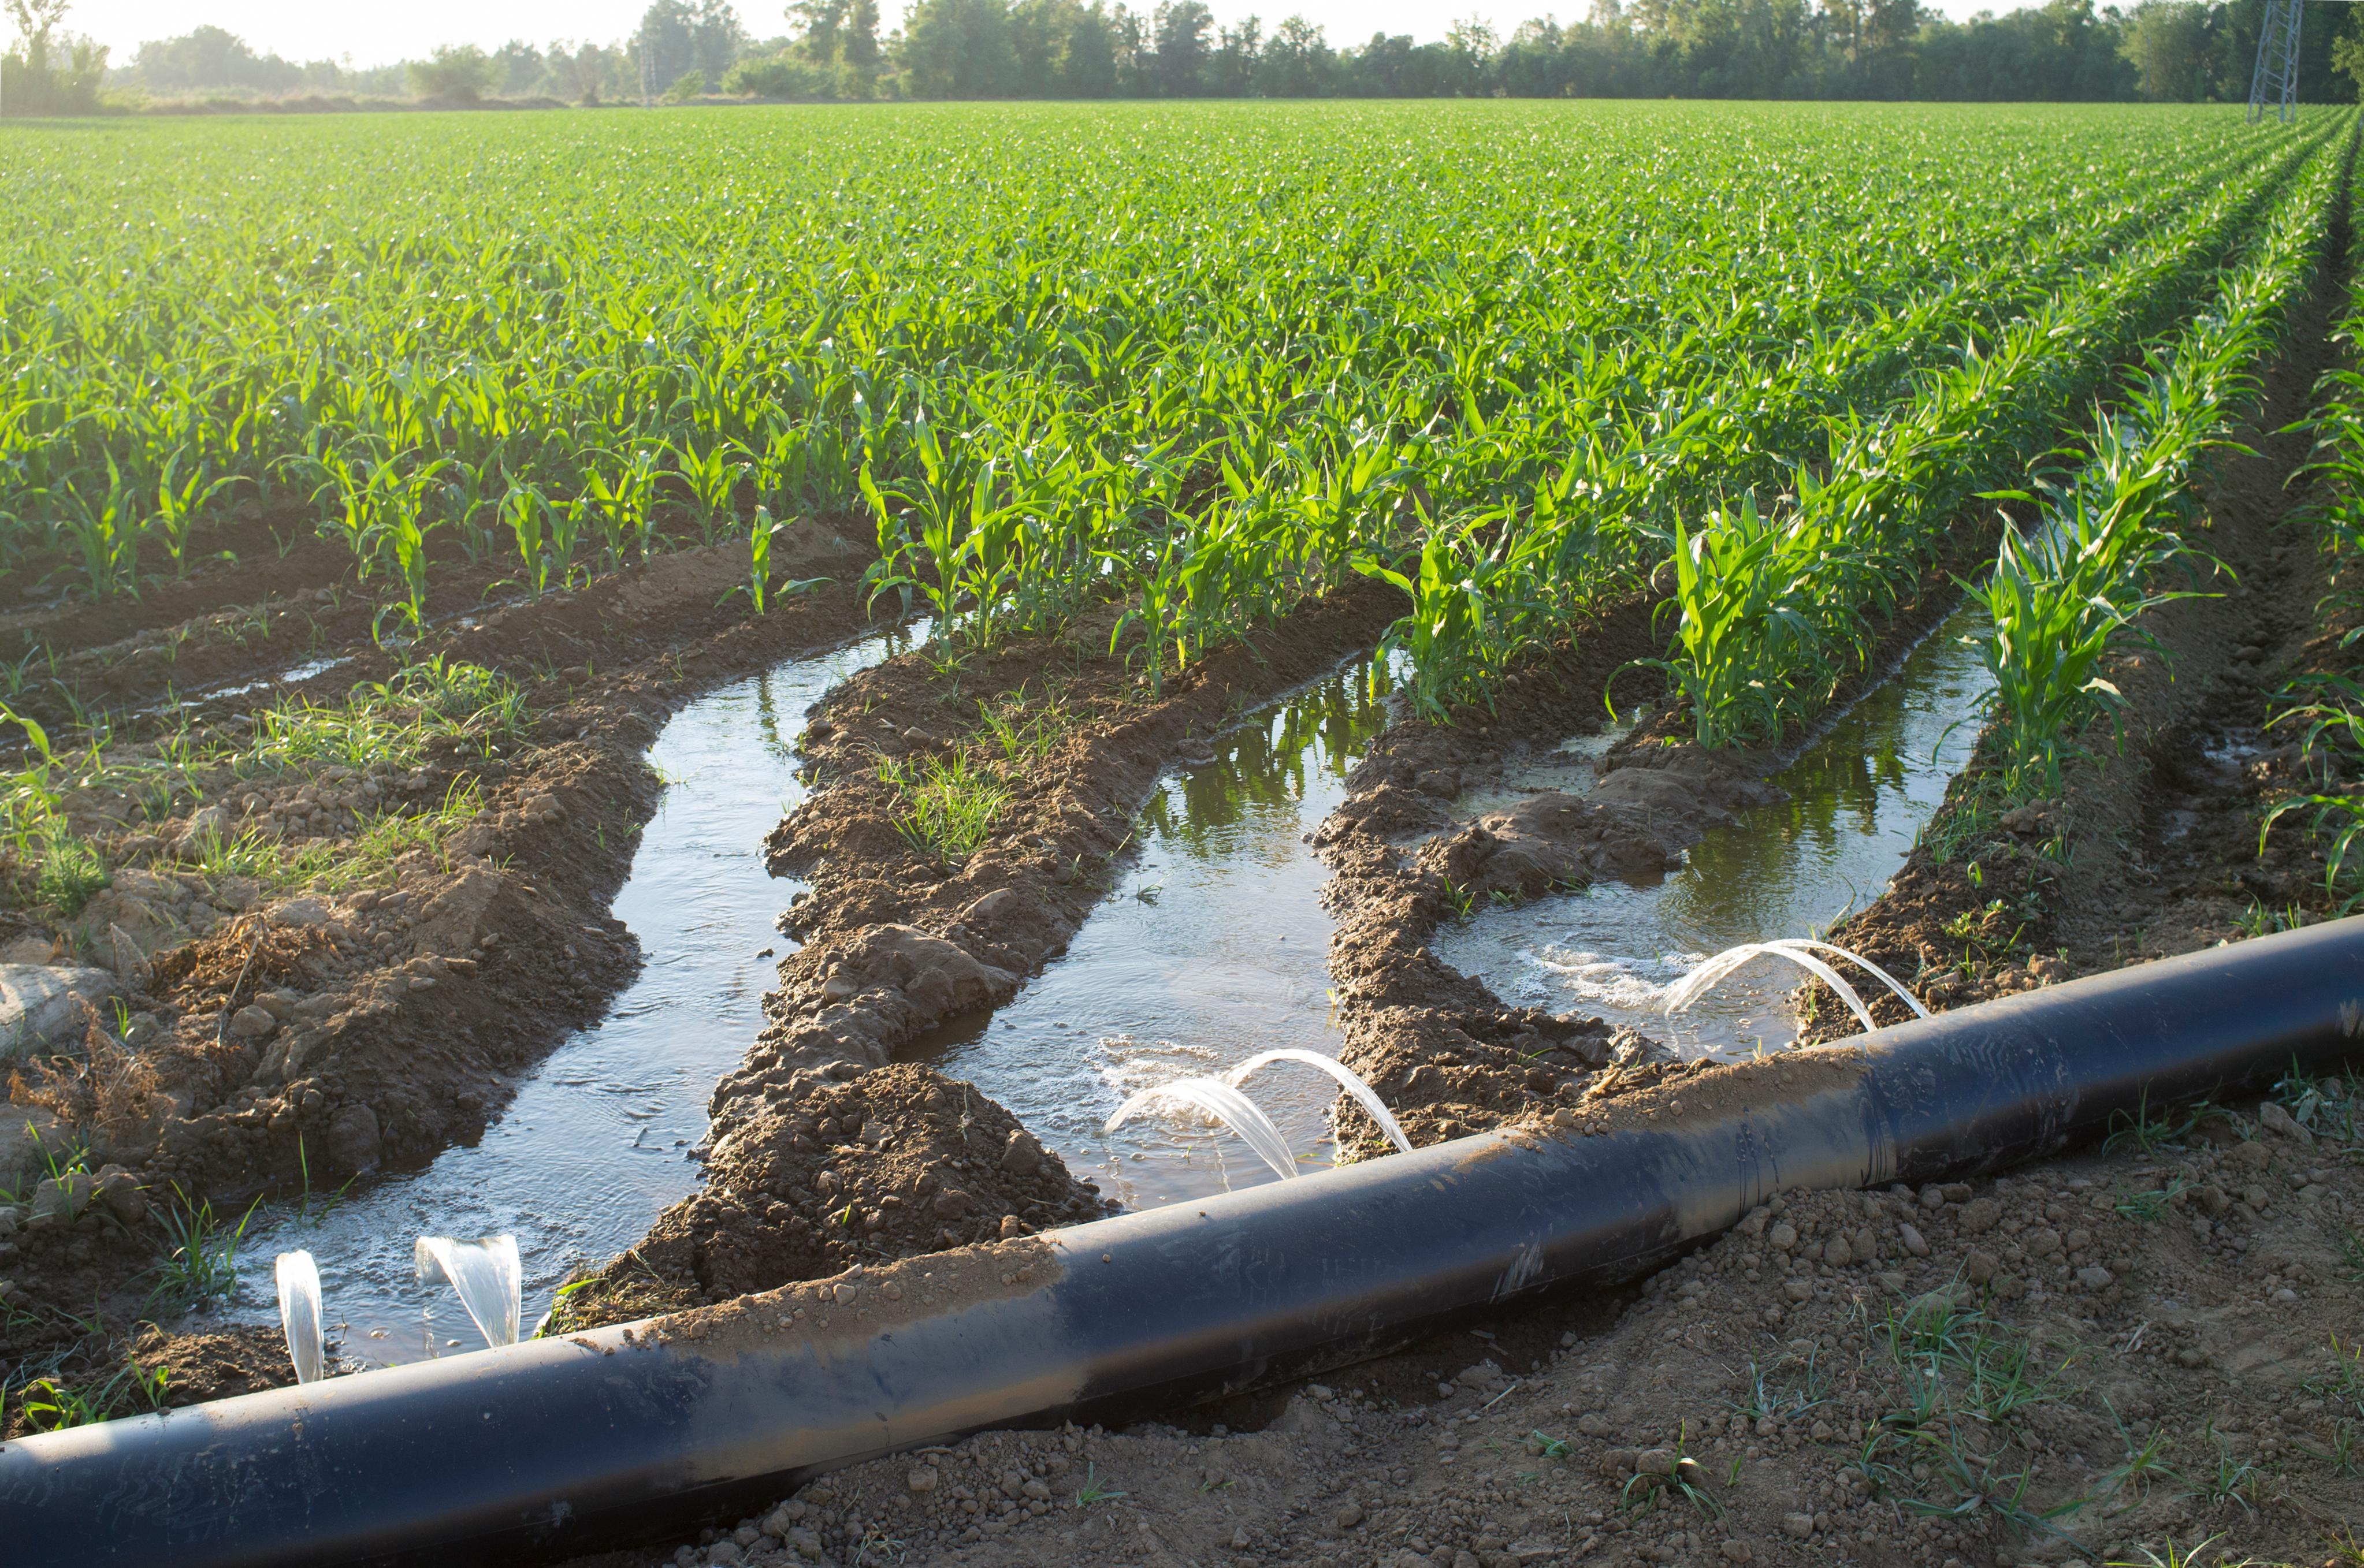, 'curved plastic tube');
6,919,2361,1568
1225,1048,1414,1154
414,1235,522,1348
1102,1077,1299,1179
1666,938,1928,1033
273,1251,324,1386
